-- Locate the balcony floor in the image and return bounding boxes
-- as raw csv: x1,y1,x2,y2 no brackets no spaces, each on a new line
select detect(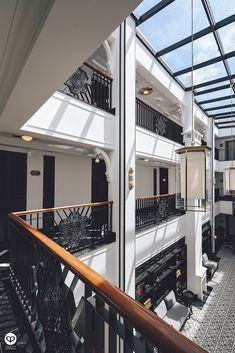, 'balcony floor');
183,246,235,353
